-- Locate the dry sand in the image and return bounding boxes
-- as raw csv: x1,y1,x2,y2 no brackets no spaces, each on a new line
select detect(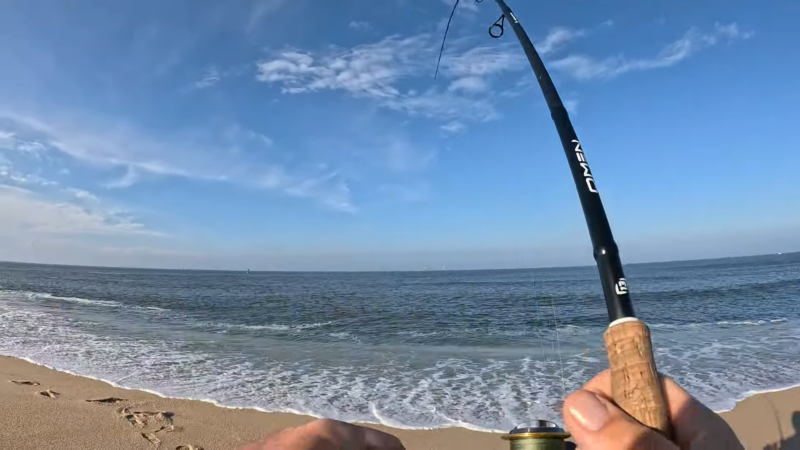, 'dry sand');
1,356,798,449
